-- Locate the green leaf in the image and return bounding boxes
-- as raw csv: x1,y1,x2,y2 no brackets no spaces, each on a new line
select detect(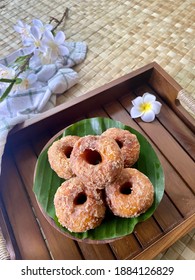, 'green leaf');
33,117,165,242
0,78,15,83
15,78,22,84
0,80,15,102
14,54,30,65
